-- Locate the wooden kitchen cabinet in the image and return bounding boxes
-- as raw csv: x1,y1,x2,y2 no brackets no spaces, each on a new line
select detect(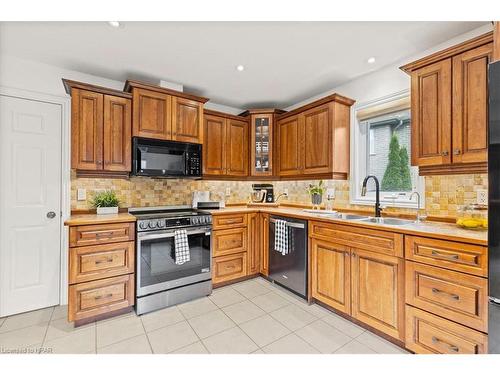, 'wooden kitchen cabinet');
64,80,132,176
247,212,261,275
260,213,270,276
124,80,208,144
276,94,354,180
311,238,351,315
203,110,249,178
401,32,493,175
351,248,405,340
